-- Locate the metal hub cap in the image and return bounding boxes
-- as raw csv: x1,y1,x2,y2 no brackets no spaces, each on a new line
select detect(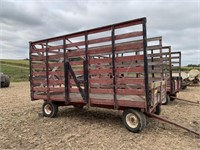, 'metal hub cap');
44,104,52,115
162,98,167,104
126,113,139,128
